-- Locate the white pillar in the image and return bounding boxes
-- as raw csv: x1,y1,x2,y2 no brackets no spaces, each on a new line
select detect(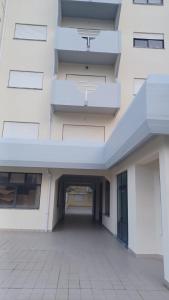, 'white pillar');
159,146,169,286
128,165,137,252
